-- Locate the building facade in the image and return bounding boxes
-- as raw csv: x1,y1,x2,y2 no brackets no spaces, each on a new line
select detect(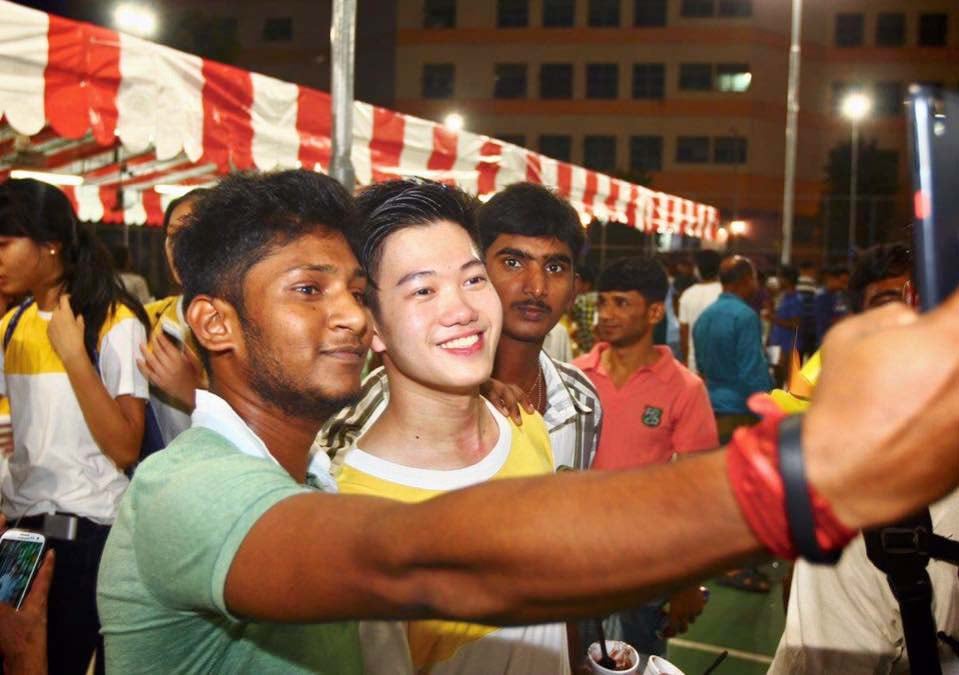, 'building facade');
394,0,958,256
